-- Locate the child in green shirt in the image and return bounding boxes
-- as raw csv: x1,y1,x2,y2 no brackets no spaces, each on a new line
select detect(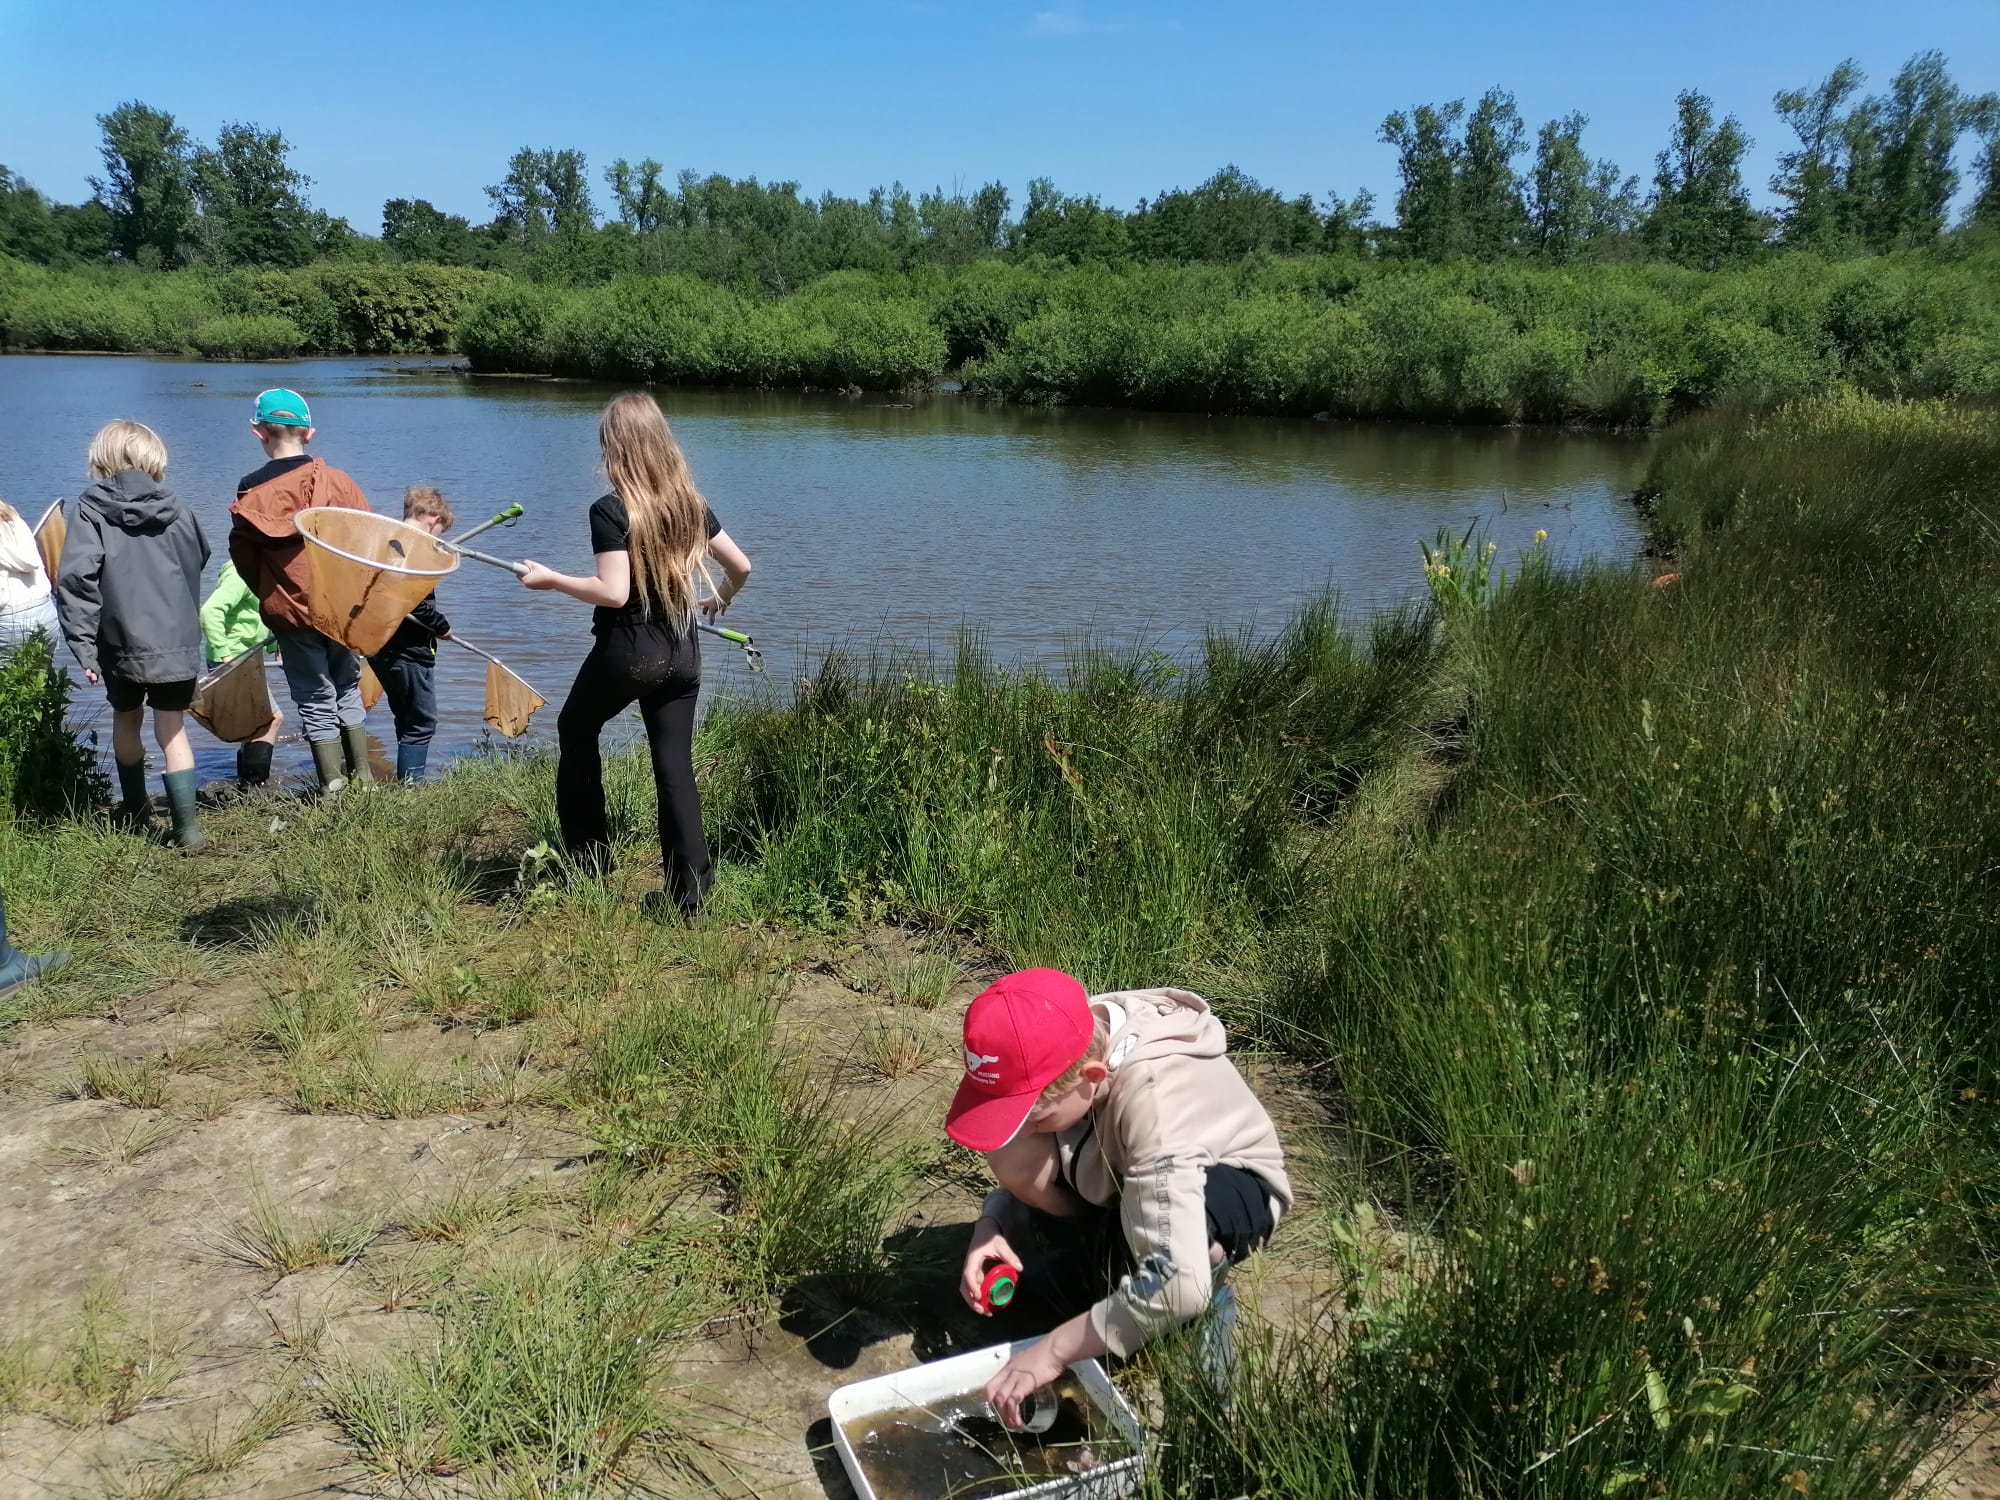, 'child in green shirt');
199,562,285,790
